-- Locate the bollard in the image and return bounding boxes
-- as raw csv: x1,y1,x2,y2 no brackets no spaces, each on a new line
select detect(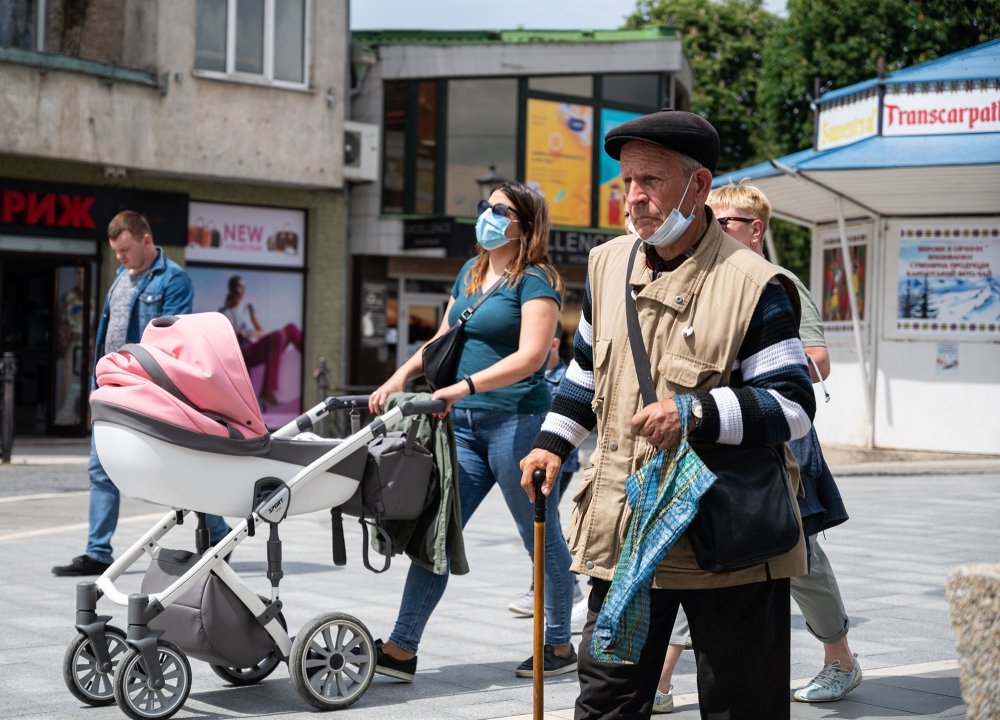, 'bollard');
312,357,331,436
0,352,17,463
